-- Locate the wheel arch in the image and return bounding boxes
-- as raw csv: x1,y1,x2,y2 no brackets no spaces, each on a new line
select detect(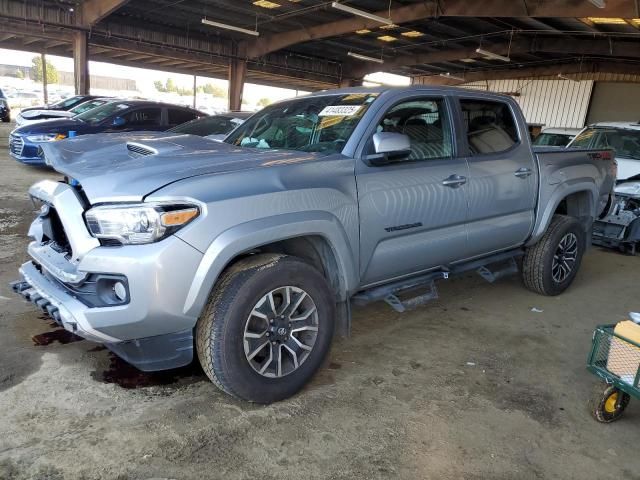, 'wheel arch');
527,181,598,246
182,211,358,322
